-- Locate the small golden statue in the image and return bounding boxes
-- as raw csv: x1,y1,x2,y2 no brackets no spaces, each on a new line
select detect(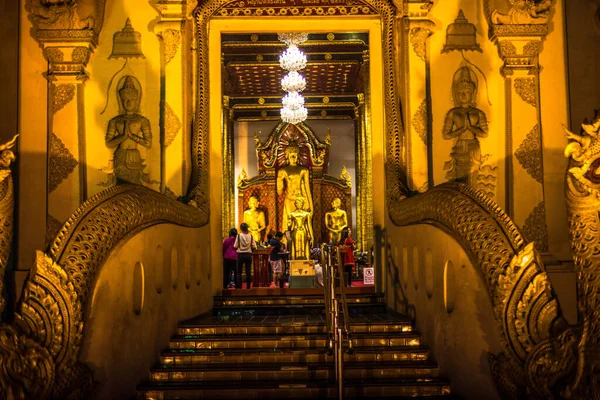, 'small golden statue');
288,197,313,260
325,198,348,244
103,75,154,186
442,66,489,186
277,144,313,233
243,196,266,243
